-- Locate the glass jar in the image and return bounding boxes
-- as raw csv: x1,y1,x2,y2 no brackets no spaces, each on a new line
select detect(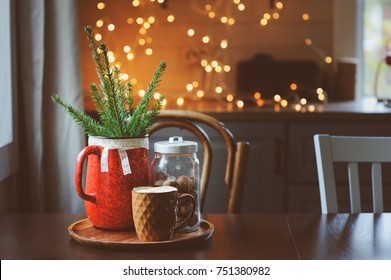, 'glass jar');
151,136,200,232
